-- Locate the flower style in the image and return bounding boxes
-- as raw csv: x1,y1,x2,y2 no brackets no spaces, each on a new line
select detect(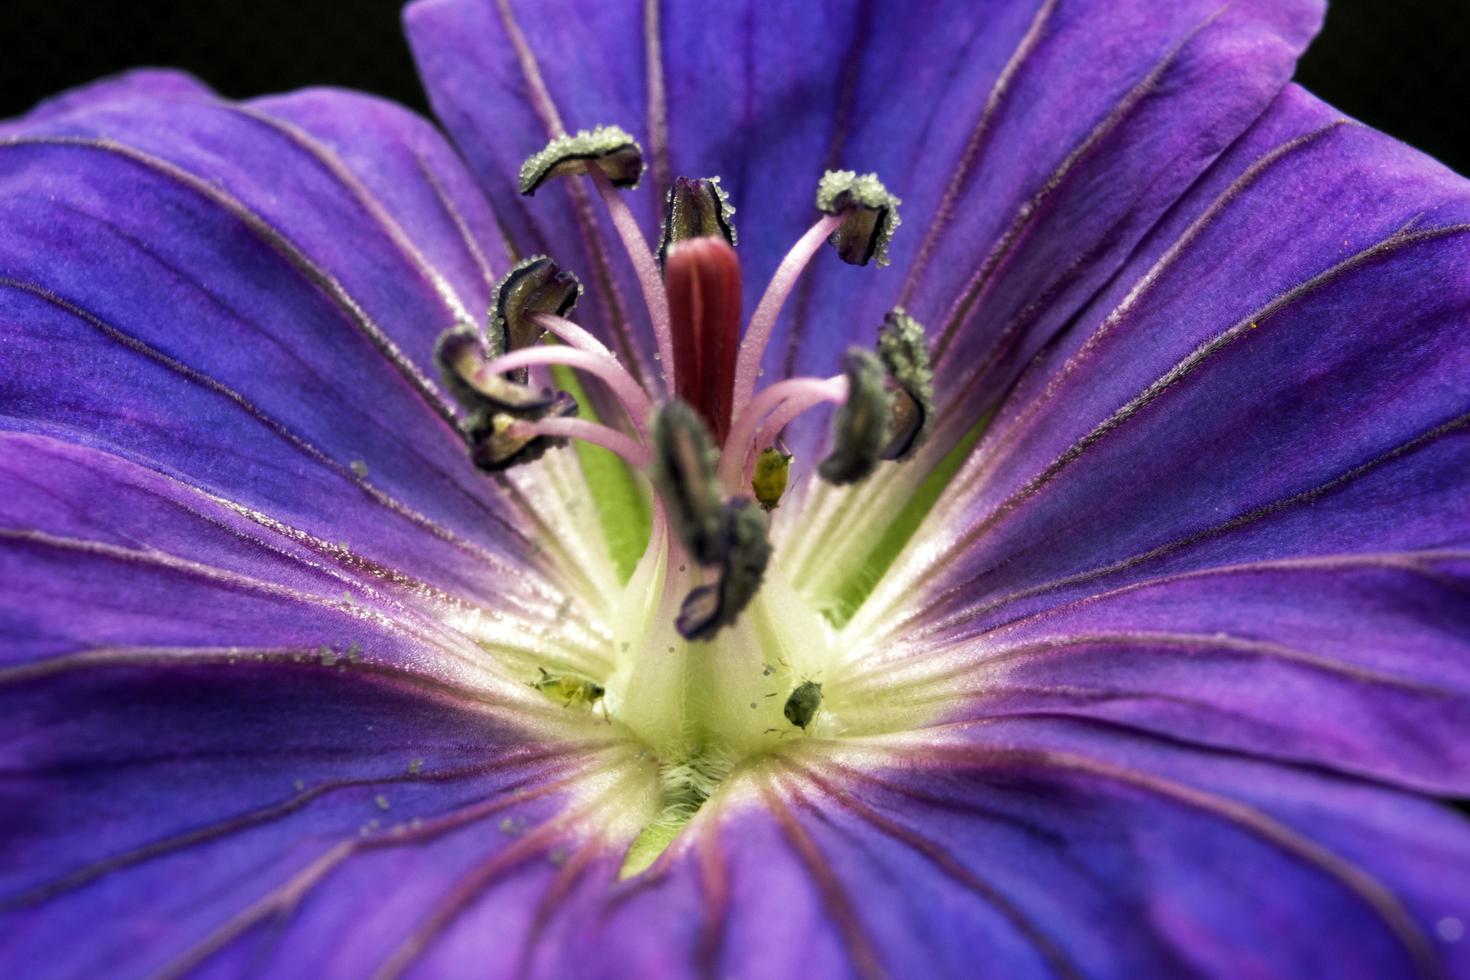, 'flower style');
3,0,1470,976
